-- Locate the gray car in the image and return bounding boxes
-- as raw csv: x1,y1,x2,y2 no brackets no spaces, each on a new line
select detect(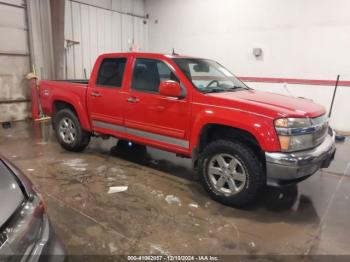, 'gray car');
0,155,65,262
